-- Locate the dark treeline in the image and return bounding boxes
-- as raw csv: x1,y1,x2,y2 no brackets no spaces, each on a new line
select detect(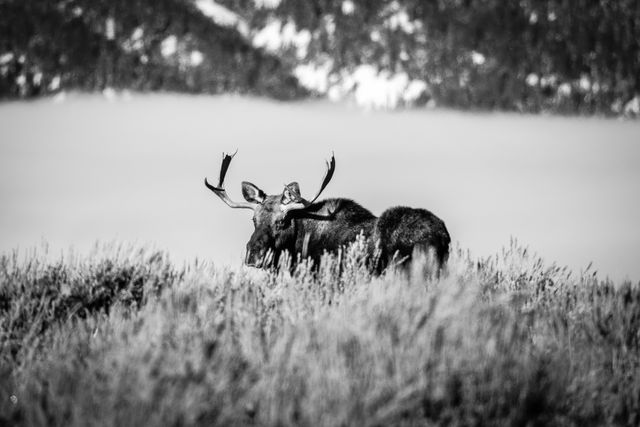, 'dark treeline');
229,0,640,115
1,0,639,115
0,0,305,100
